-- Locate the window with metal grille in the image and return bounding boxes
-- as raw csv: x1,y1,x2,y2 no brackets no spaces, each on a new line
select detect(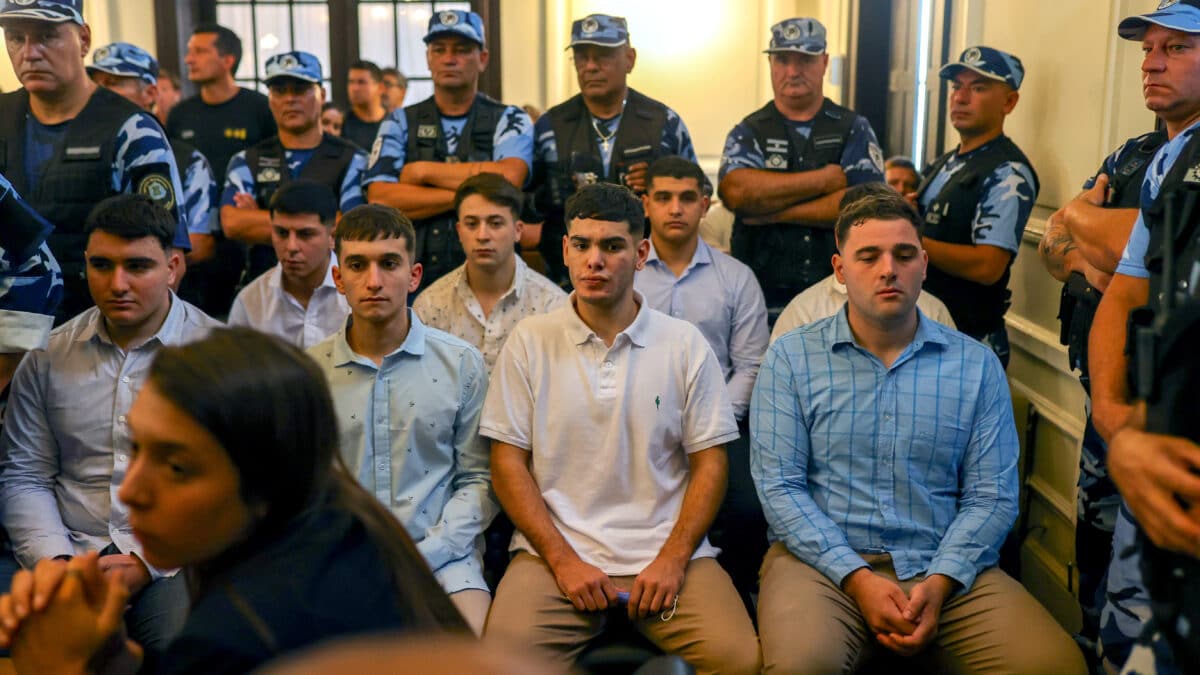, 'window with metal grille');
356,1,471,108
